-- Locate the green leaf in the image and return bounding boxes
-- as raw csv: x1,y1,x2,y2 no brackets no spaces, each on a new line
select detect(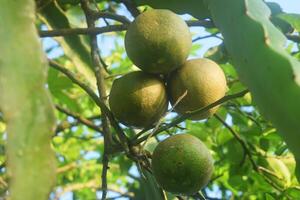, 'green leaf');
265,193,276,200
266,157,292,187
130,169,165,200
226,140,244,165
285,187,300,199
135,0,210,19
0,1,56,199
277,13,300,32
203,0,300,181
